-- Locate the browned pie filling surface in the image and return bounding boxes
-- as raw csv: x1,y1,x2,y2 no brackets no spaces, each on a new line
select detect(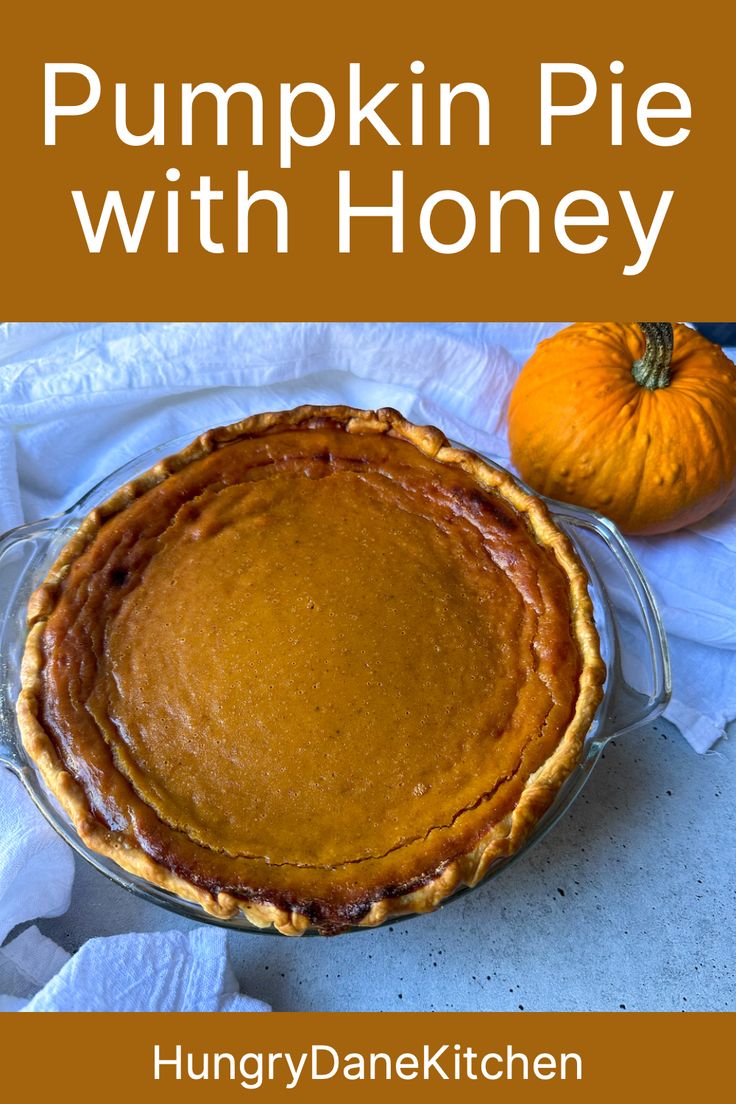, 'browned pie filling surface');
37,419,584,928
